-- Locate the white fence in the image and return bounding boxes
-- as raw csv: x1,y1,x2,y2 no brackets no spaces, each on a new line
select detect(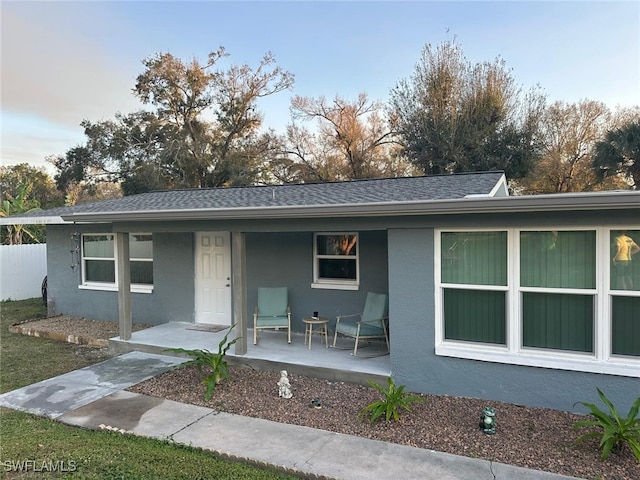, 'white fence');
0,244,47,301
